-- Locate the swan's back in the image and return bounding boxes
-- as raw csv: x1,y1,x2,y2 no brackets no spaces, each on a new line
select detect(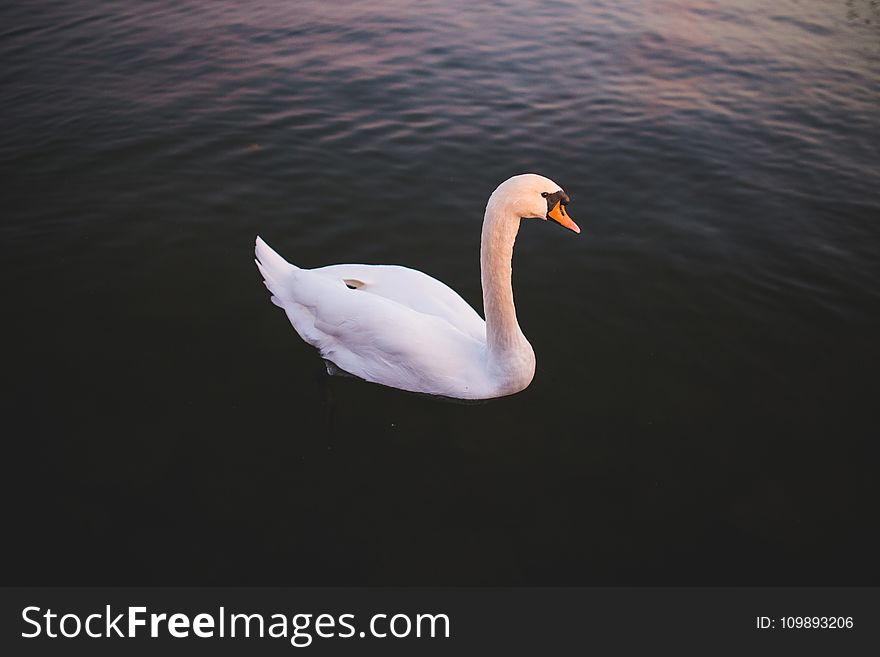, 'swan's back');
255,237,493,398
312,263,486,342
